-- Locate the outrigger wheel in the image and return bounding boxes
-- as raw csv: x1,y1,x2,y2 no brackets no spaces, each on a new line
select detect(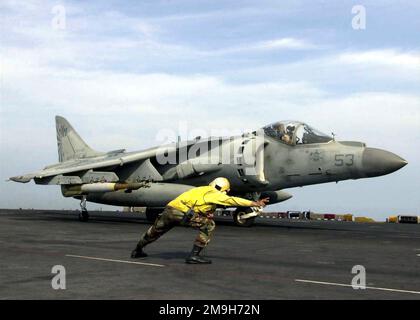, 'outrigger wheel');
78,196,90,222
